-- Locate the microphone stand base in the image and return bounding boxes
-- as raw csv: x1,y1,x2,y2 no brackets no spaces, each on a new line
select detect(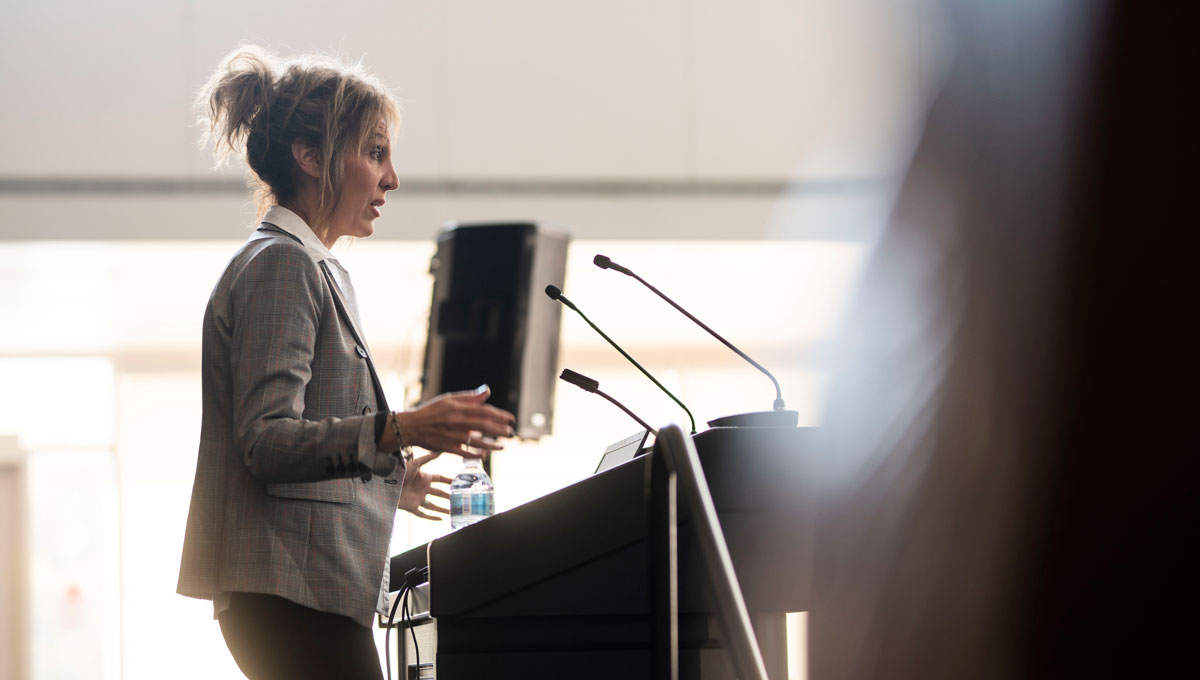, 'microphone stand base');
706,410,798,428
